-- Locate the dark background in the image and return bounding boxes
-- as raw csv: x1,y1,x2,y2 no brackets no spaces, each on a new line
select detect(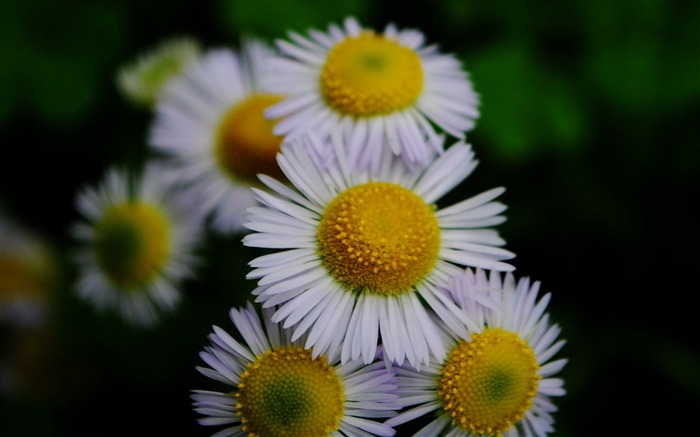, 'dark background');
1,0,699,436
